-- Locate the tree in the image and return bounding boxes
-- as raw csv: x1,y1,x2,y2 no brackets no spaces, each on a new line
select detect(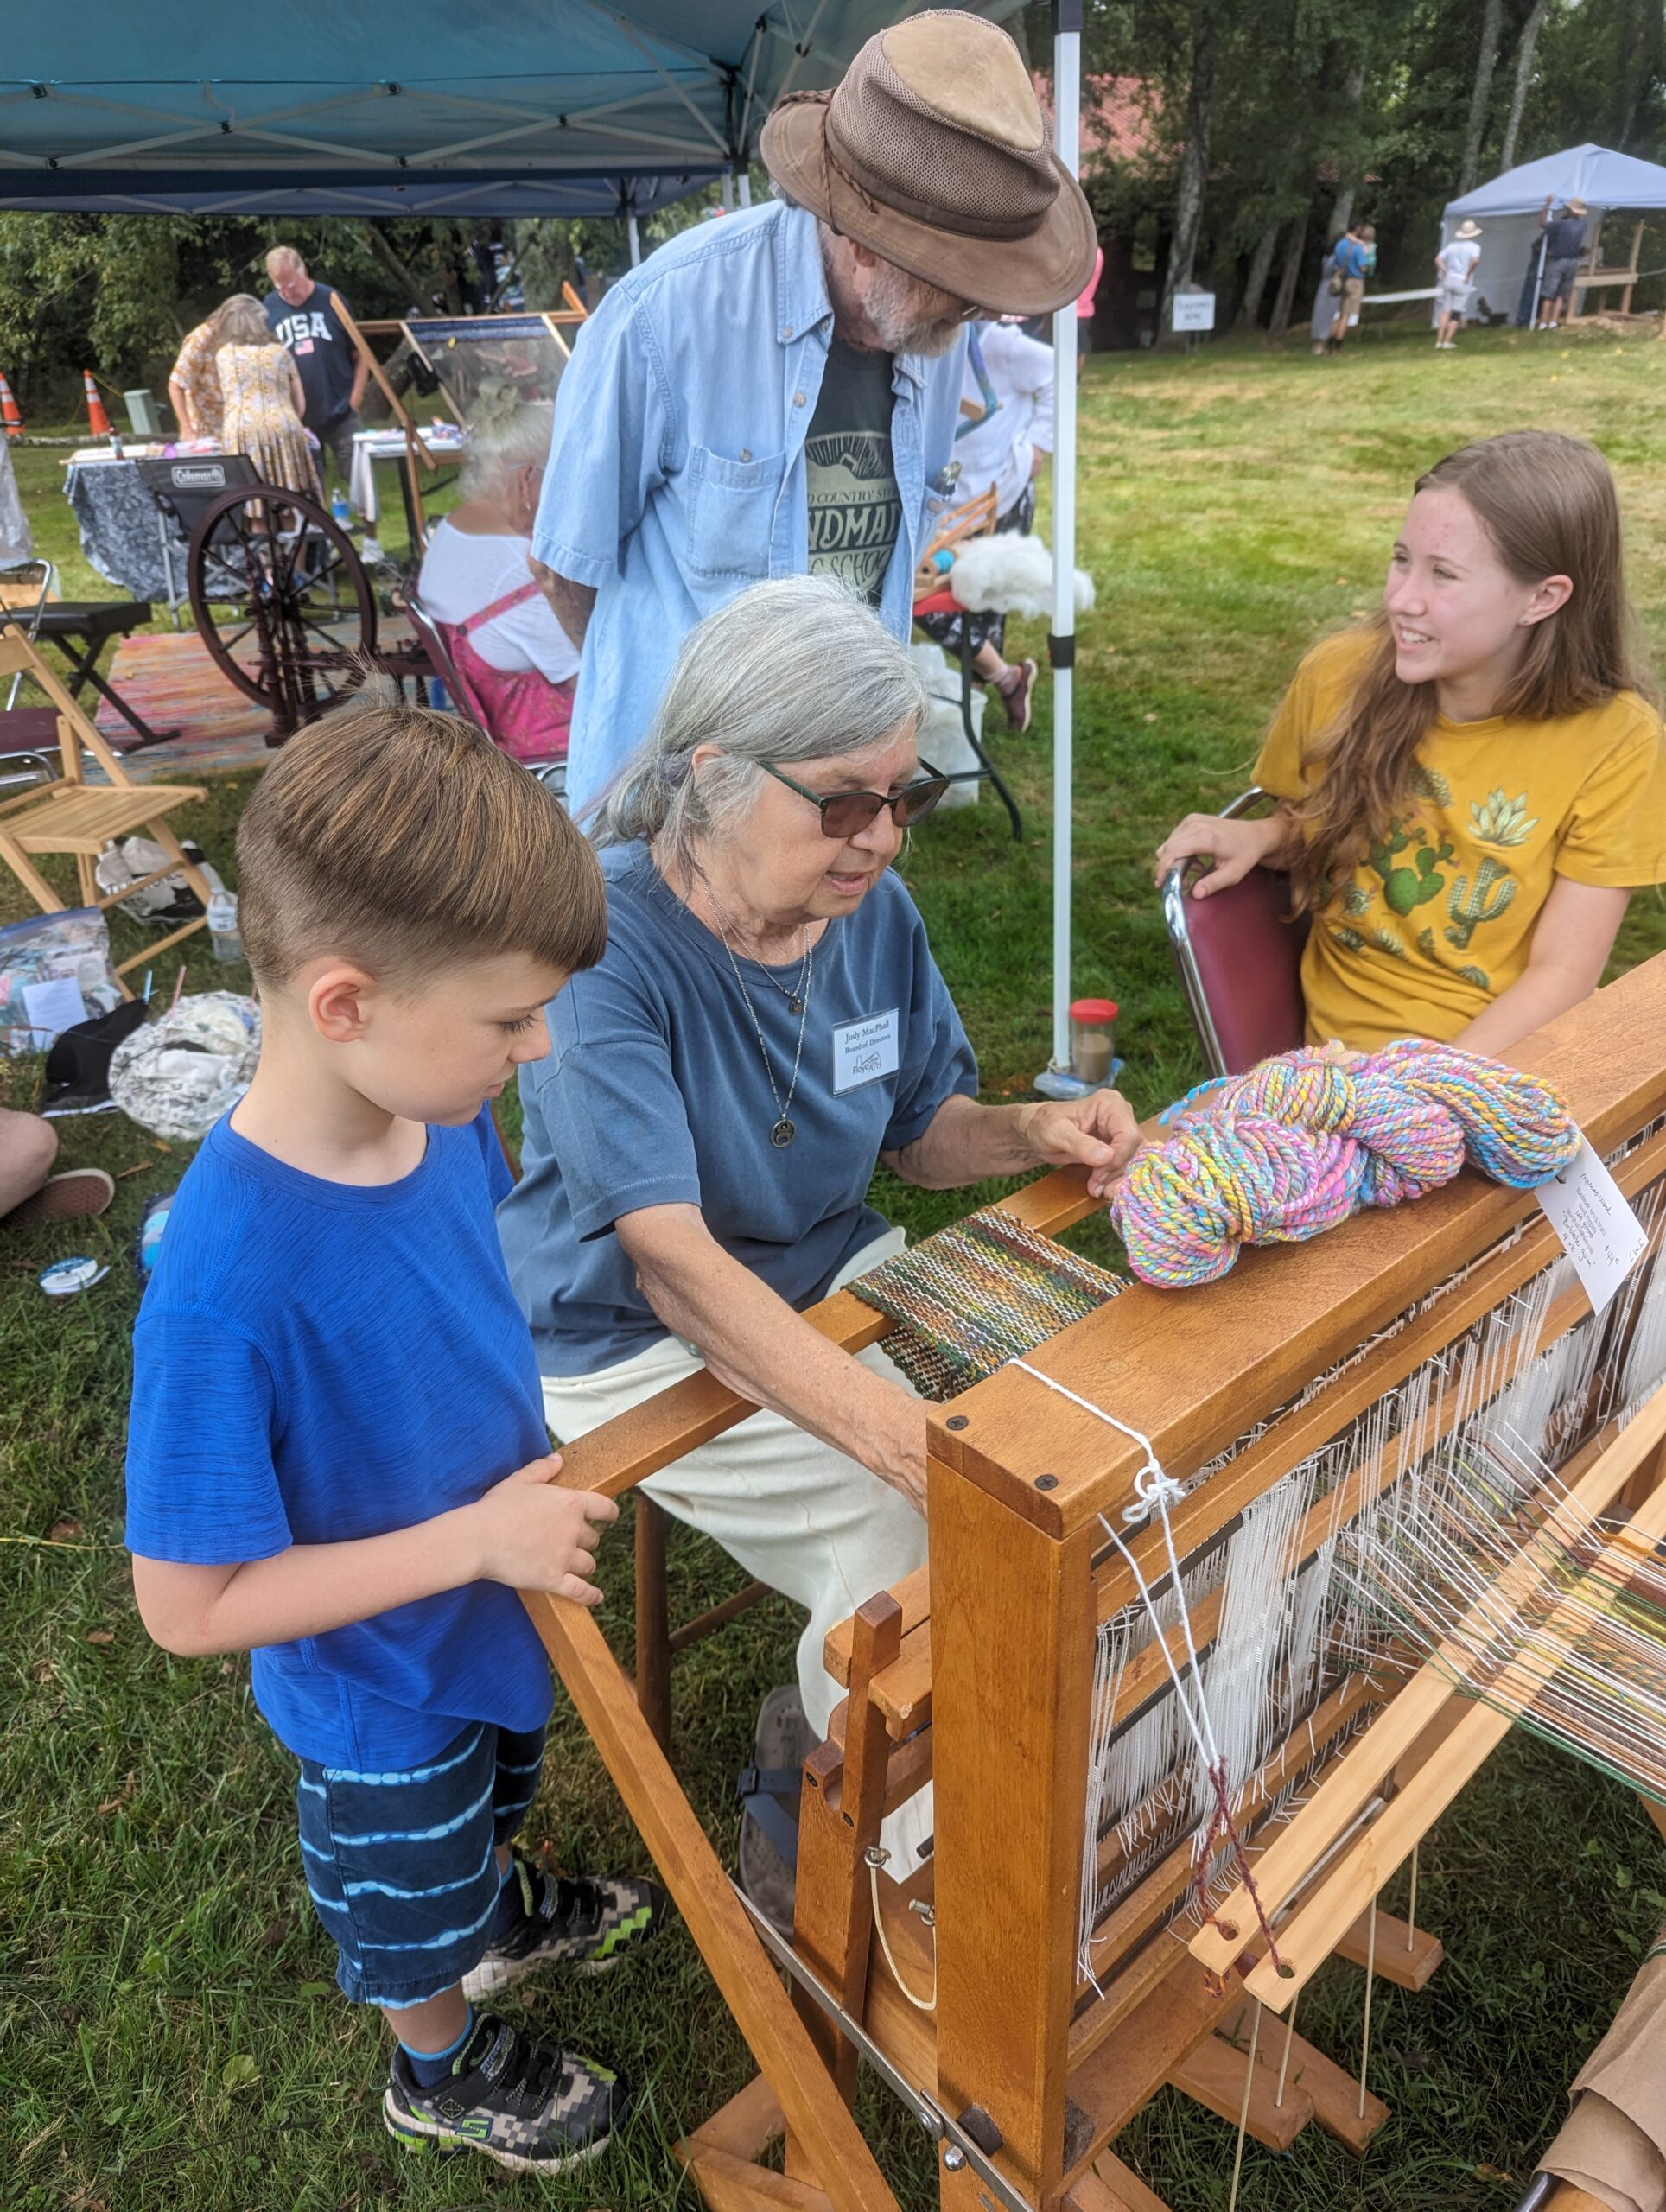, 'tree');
1156,3,1218,342
1458,0,1505,195
1498,0,1554,171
